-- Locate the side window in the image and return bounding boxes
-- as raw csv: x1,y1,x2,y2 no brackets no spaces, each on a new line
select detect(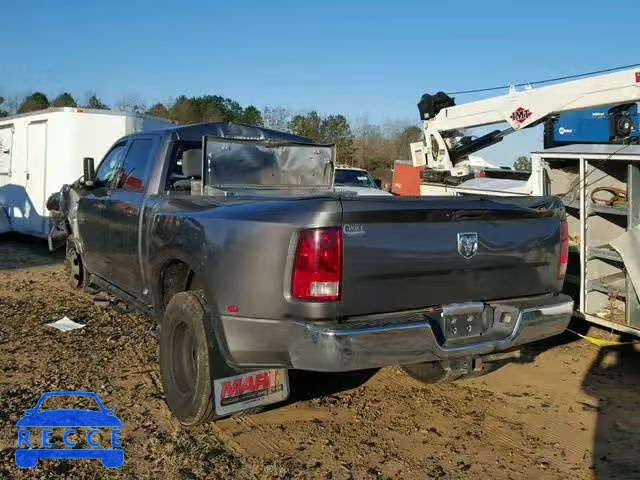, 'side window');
95,143,127,186
116,139,153,193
